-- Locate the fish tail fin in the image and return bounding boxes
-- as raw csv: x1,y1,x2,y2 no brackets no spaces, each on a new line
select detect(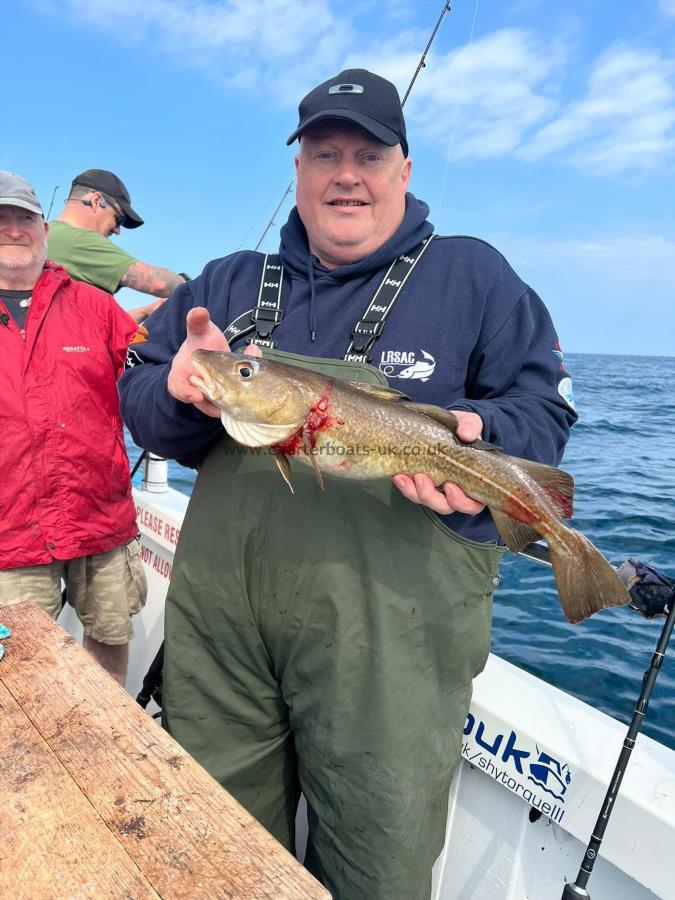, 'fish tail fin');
549,528,631,623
